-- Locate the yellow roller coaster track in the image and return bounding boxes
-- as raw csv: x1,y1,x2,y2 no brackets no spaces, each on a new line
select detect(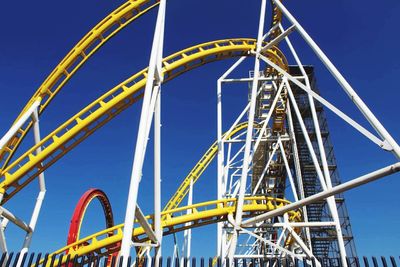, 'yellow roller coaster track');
0,39,287,203
44,196,301,265
0,0,160,171
0,0,284,172
0,0,299,262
